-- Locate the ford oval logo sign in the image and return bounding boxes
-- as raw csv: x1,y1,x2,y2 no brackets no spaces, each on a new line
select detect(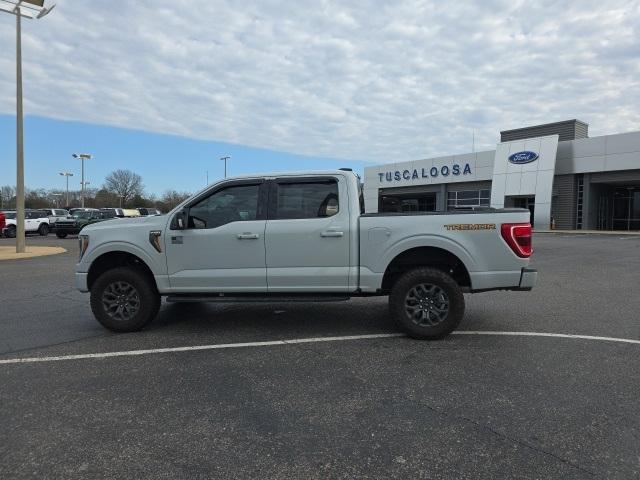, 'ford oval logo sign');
508,151,539,164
